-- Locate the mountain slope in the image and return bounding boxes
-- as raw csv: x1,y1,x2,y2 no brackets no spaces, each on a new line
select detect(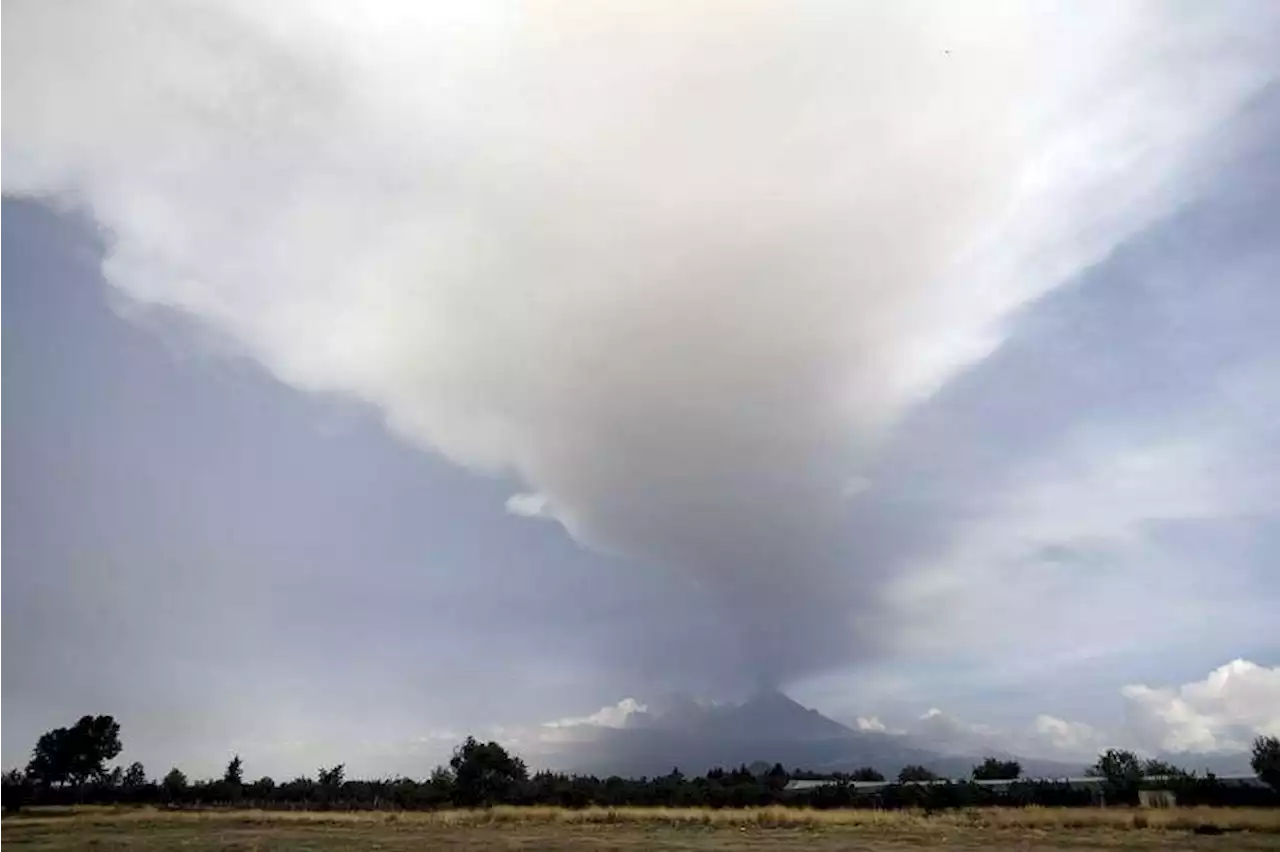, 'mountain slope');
539,691,1083,778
